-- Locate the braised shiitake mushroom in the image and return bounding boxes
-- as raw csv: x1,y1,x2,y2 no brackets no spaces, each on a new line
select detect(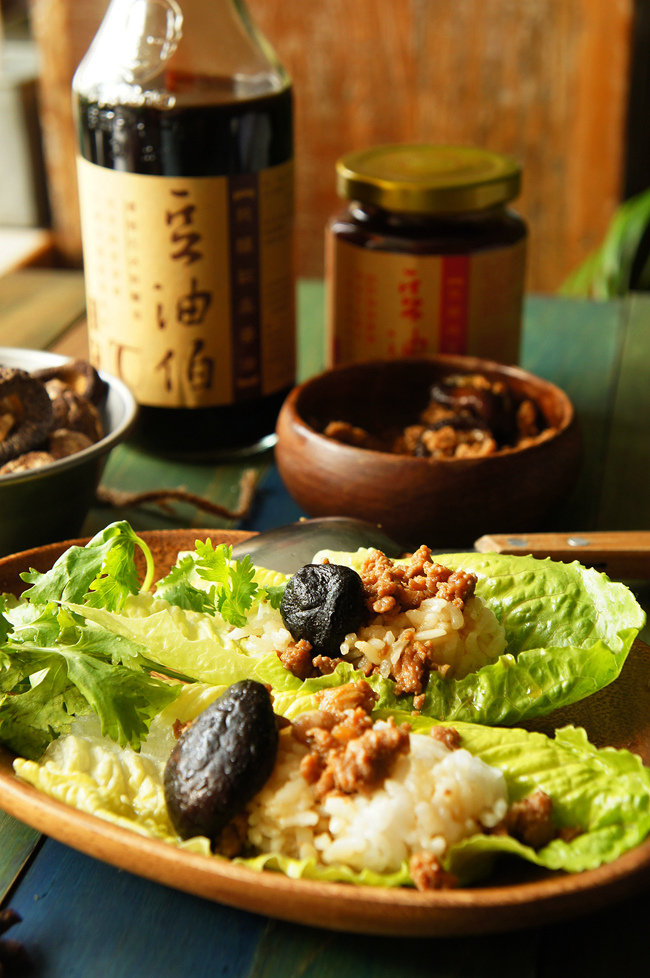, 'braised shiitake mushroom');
323,372,547,460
